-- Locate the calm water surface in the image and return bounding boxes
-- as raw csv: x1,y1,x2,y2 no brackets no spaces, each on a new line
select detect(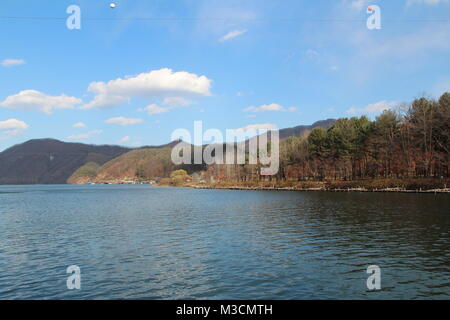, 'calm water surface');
0,185,449,299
